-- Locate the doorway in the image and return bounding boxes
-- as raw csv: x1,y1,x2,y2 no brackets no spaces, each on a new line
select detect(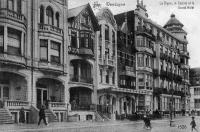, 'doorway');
37,88,47,109
0,84,9,108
